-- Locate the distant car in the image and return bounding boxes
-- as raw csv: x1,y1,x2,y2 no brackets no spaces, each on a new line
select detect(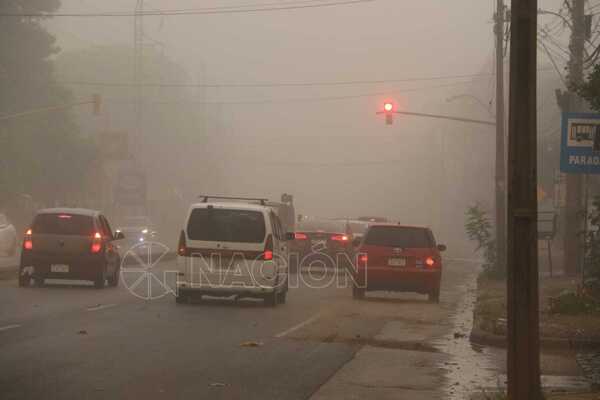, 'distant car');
0,213,17,257
19,208,125,288
176,197,292,306
290,218,354,270
357,216,389,223
352,224,446,303
115,216,157,250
